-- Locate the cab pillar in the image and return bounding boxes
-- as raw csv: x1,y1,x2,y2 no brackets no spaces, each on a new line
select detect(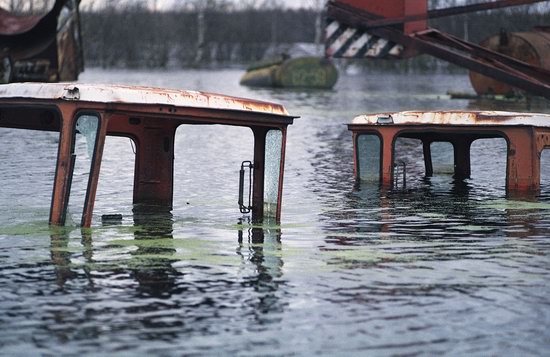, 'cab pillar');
423,140,433,177
81,114,108,227
252,127,268,223
50,107,77,226
453,138,472,179
380,128,398,188
133,126,176,208
507,128,539,192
